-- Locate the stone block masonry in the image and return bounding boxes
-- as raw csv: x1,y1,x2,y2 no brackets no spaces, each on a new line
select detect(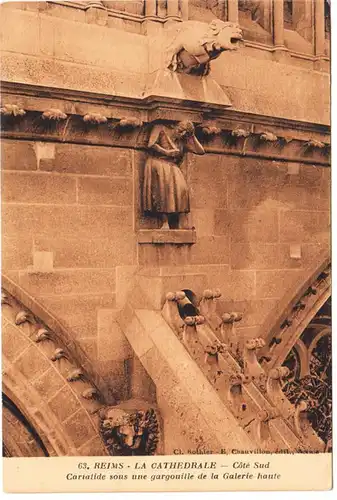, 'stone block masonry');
1,139,136,400
0,0,331,459
2,134,329,360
